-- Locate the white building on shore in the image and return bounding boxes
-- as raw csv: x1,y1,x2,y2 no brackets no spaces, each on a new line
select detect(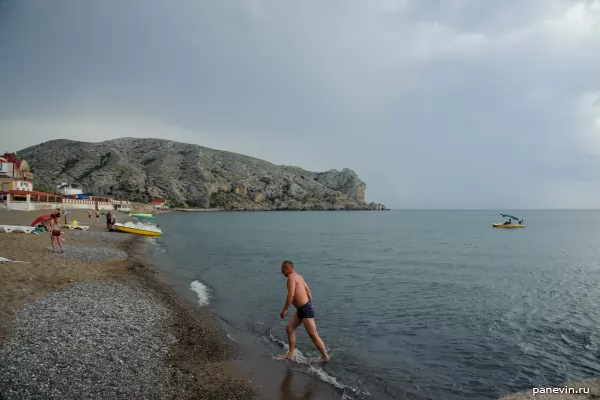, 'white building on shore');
56,182,83,196
113,200,133,212
0,152,116,211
